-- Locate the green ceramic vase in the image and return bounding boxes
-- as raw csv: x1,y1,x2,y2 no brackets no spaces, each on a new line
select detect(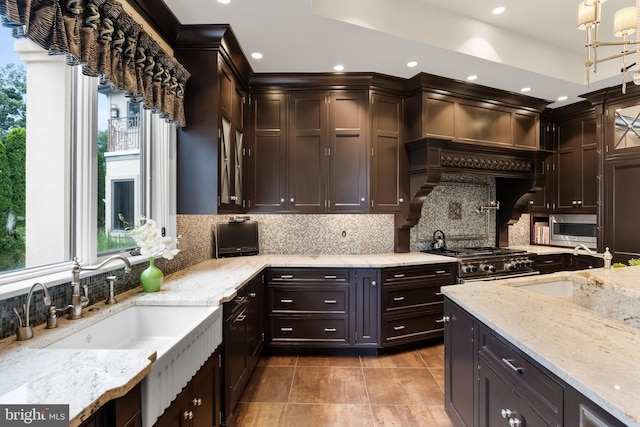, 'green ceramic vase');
140,257,163,292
